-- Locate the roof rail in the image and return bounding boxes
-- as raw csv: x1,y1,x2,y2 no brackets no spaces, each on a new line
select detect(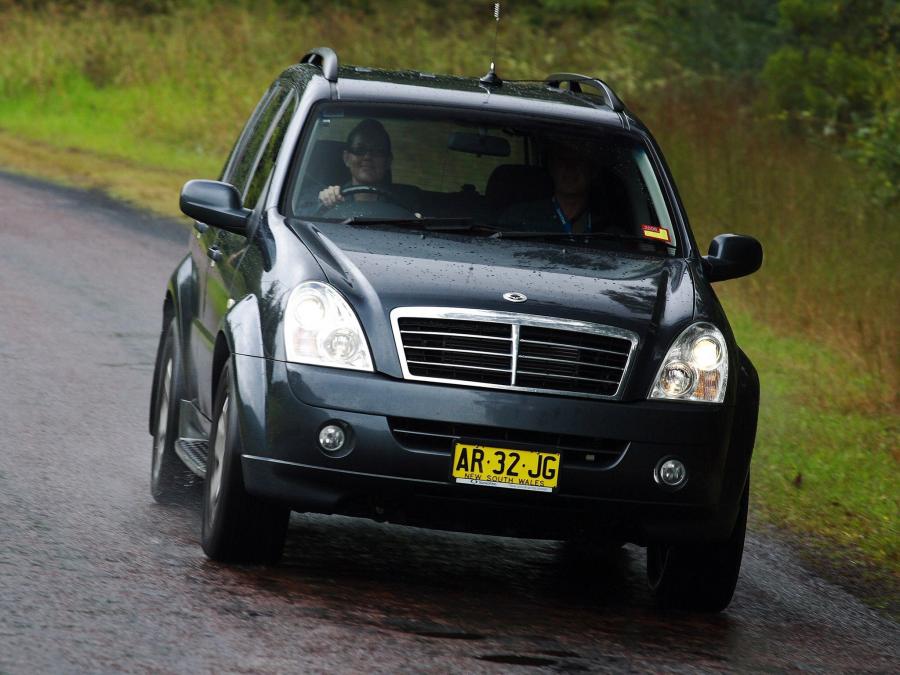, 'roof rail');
300,47,339,82
544,73,625,113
